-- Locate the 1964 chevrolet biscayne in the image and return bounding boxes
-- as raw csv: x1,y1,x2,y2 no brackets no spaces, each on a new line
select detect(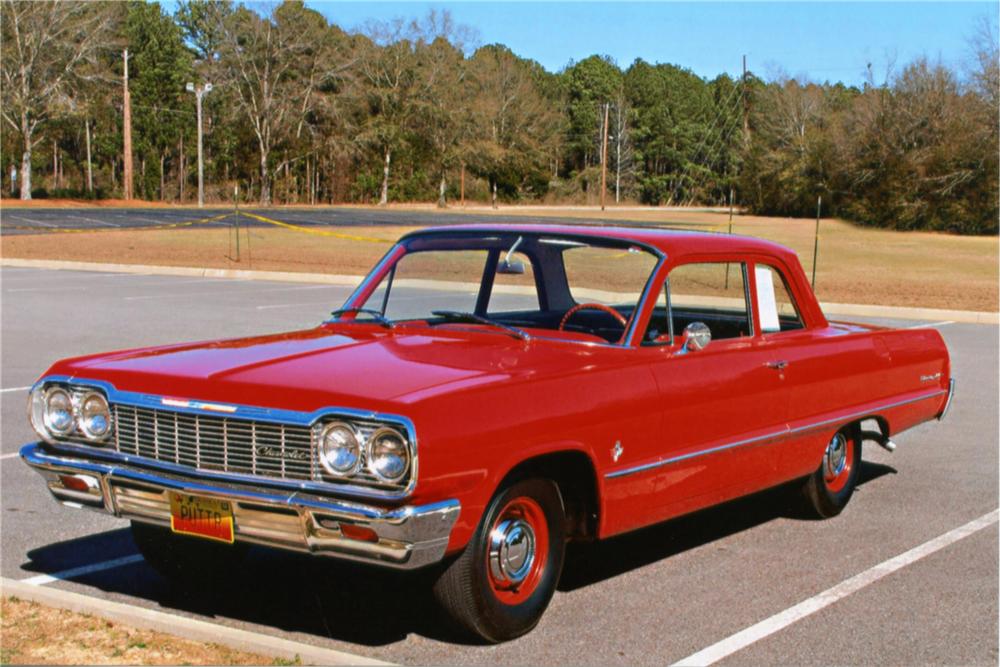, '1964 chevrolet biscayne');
22,224,954,641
